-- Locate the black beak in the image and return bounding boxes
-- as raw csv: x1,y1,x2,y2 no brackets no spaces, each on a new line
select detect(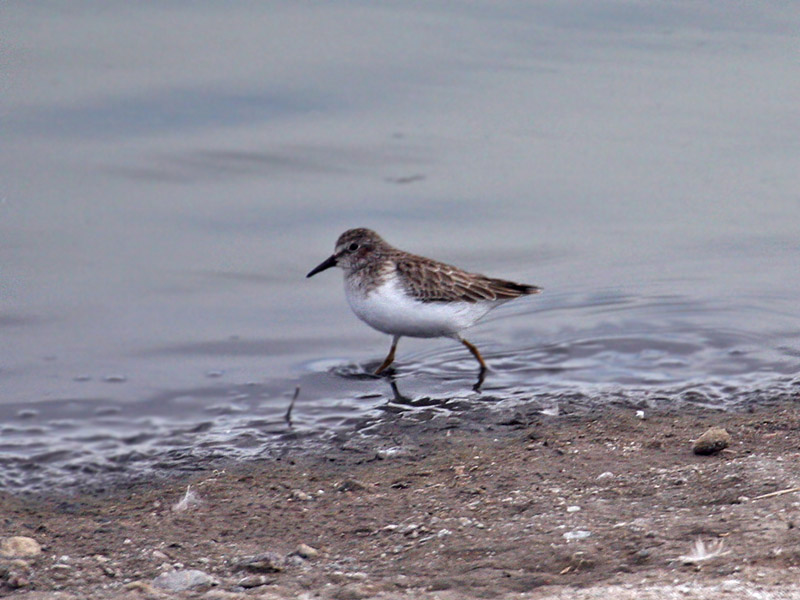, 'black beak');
306,254,338,278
